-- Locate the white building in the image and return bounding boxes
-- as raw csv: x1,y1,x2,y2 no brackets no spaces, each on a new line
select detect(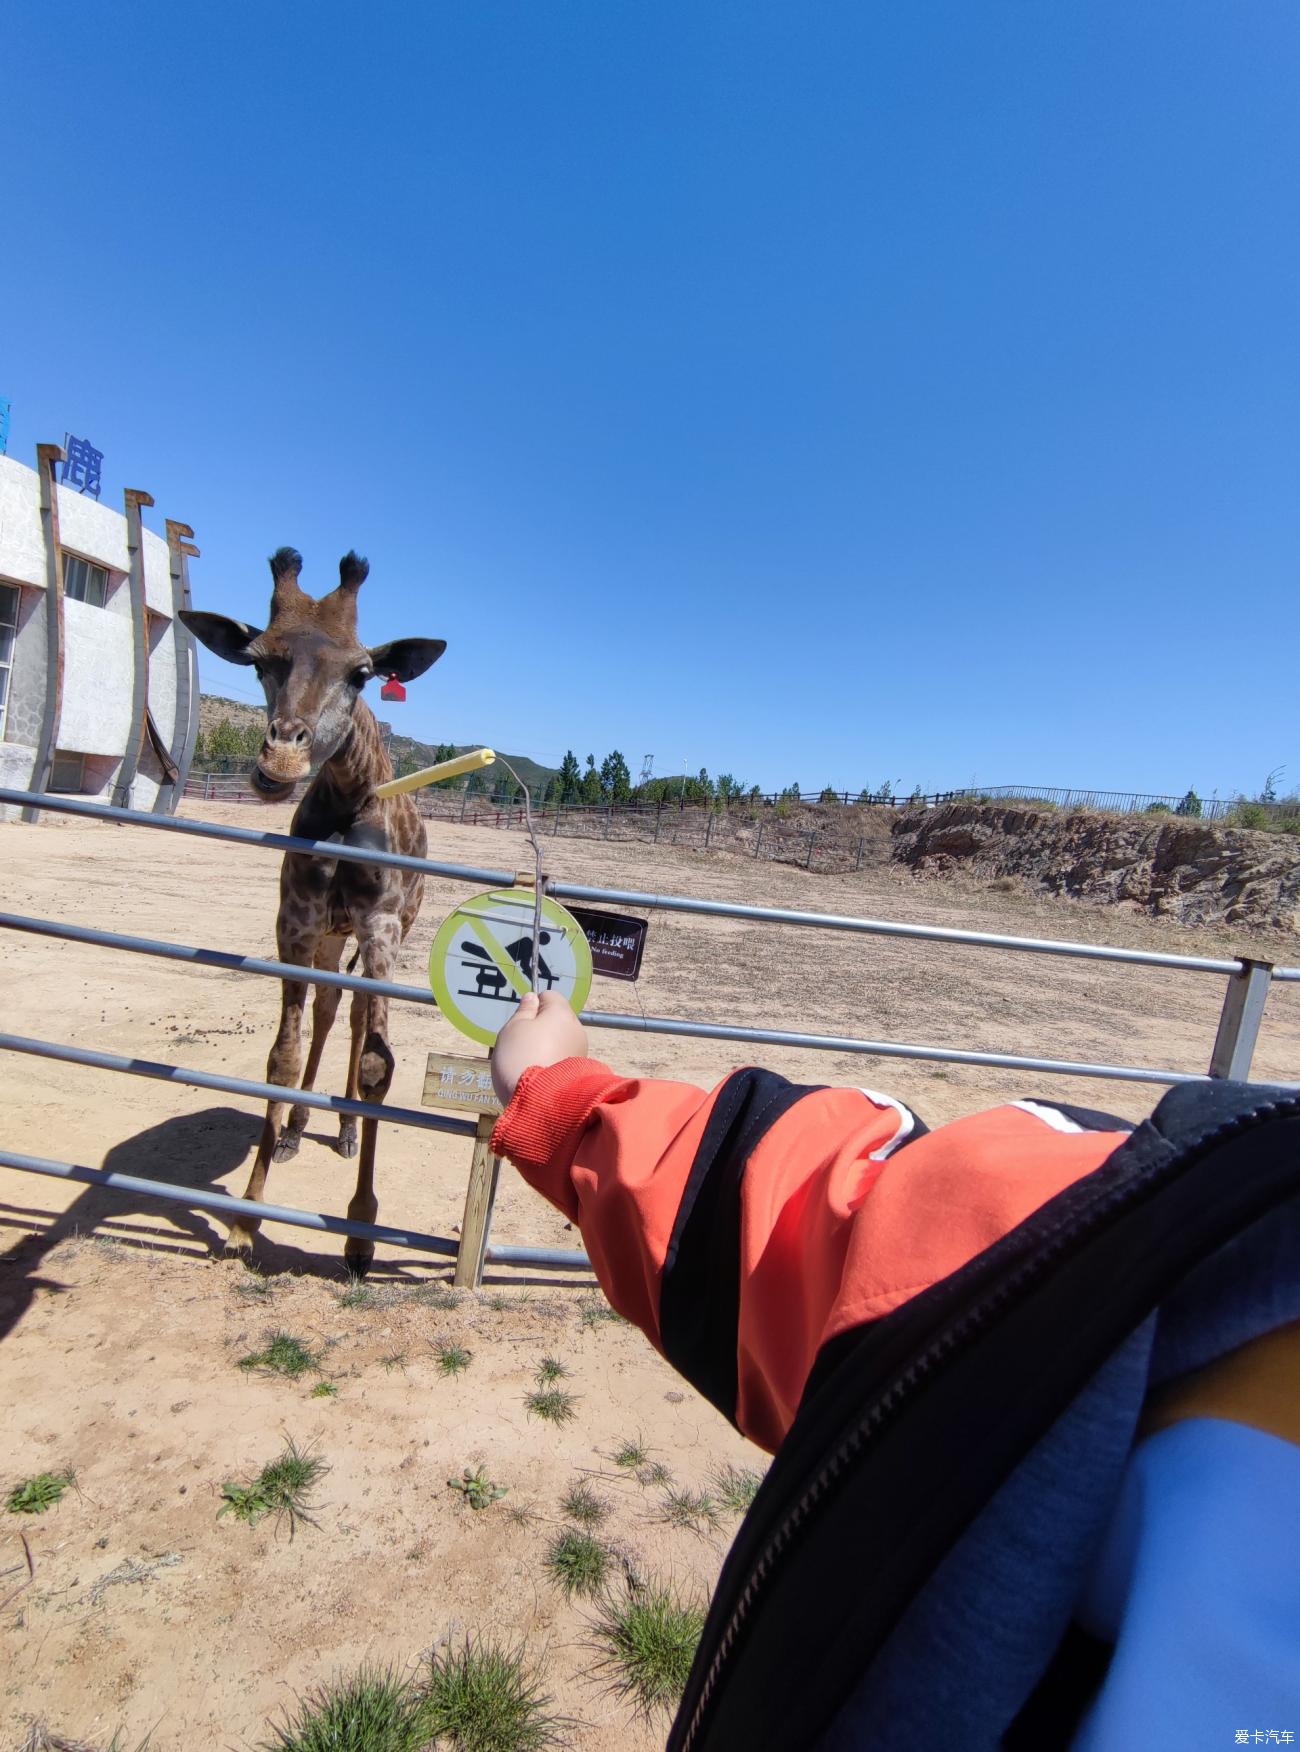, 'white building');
0,444,199,821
